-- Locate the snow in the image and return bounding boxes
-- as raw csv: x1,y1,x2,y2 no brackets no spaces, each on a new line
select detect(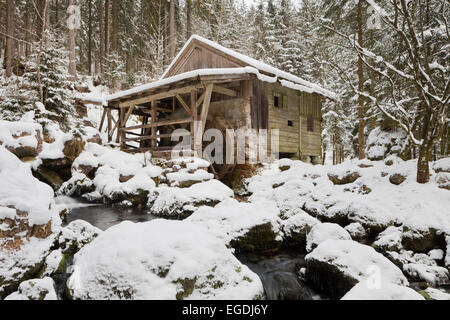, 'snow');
403,264,450,286
0,147,61,227
187,198,282,246
373,226,403,252
445,236,450,268
433,158,450,173
341,282,424,300
0,112,42,149
148,180,234,217
4,277,57,301
344,222,367,239
421,288,450,300
306,240,409,286
40,249,64,277
282,210,320,238
306,223,352,252
67,219,264,300
166,169,213,186
428,249,445,261
160,35,337,99
39,131,73,160
247,158,450,235
58,220,102,253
